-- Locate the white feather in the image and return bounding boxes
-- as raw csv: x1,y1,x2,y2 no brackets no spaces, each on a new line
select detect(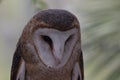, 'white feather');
33,28,78,68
